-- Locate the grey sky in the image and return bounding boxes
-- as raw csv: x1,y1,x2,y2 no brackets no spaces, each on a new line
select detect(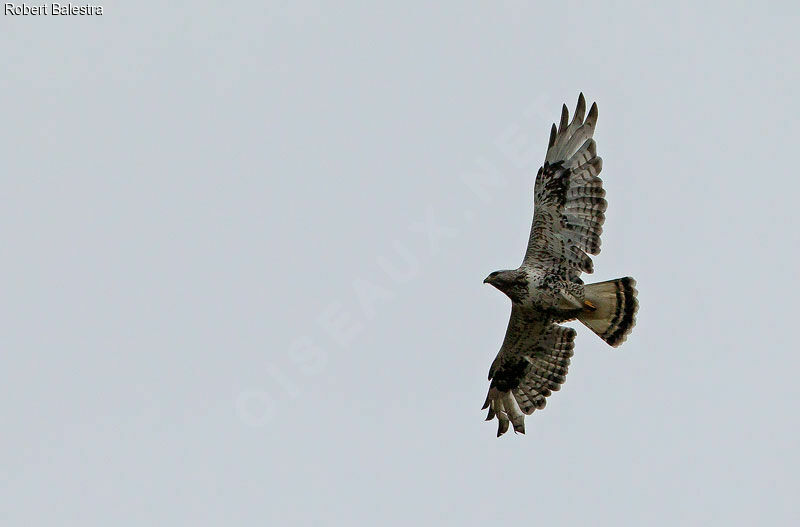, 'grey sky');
2,2,798,525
